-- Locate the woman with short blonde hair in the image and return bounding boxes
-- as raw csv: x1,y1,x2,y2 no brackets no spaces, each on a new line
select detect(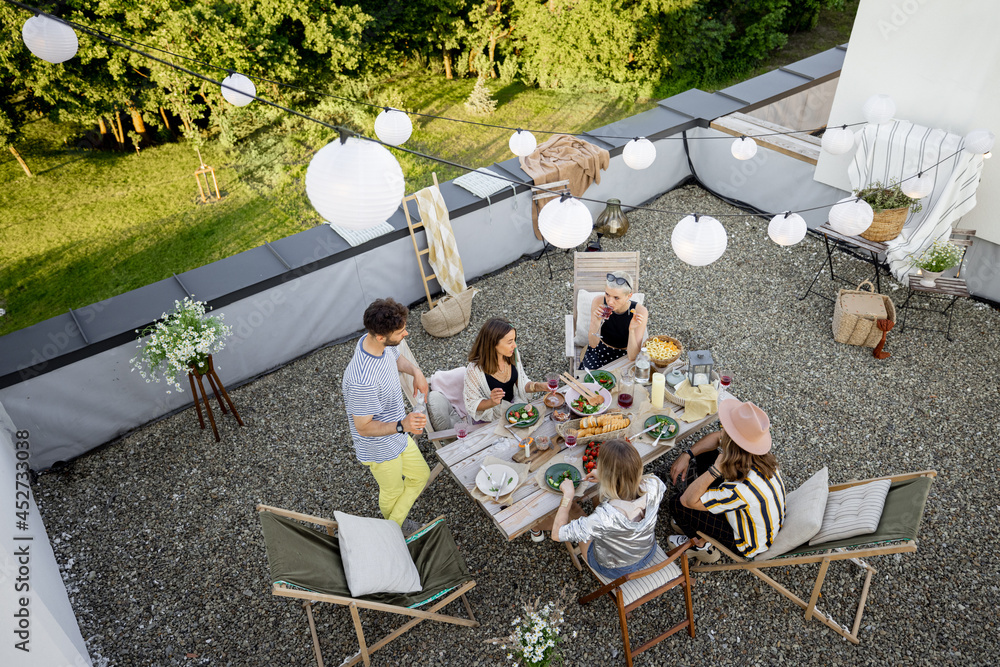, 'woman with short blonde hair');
581,270,648,369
